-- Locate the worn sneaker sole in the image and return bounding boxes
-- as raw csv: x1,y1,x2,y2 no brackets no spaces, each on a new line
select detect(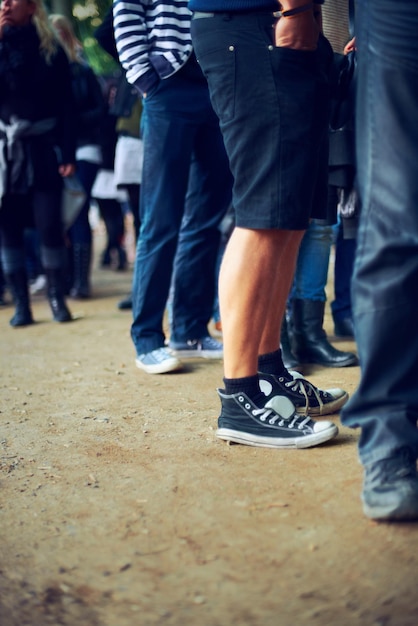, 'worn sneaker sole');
169,349,223,359
362,482,418,521
363,502,418,521
216,423,338,449
135,356,183,375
